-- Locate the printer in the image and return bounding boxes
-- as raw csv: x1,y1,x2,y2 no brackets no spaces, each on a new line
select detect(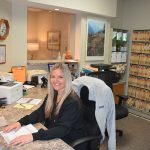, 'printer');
0,82,23,104
0,72,14,82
